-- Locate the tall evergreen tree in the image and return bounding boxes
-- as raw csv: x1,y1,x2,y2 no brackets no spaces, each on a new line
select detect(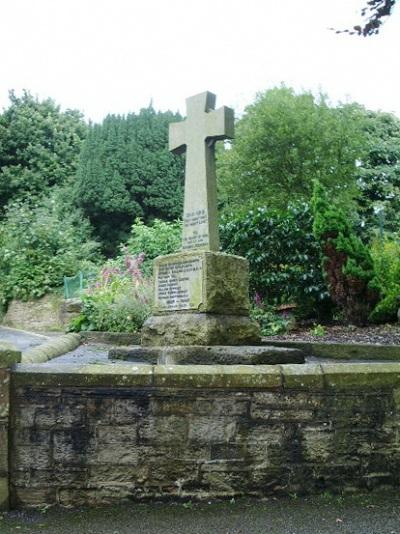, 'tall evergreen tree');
0,90,87,214
74,107,184,254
